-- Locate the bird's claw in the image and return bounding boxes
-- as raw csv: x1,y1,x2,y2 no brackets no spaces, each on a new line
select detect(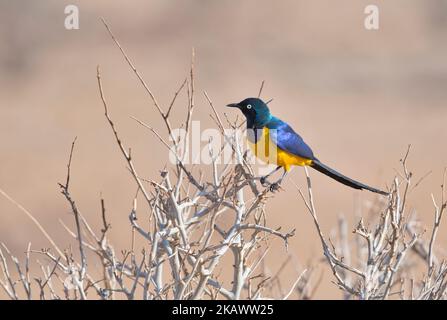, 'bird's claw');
260,176,282,192
269,182,281,192
260,176,269,187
